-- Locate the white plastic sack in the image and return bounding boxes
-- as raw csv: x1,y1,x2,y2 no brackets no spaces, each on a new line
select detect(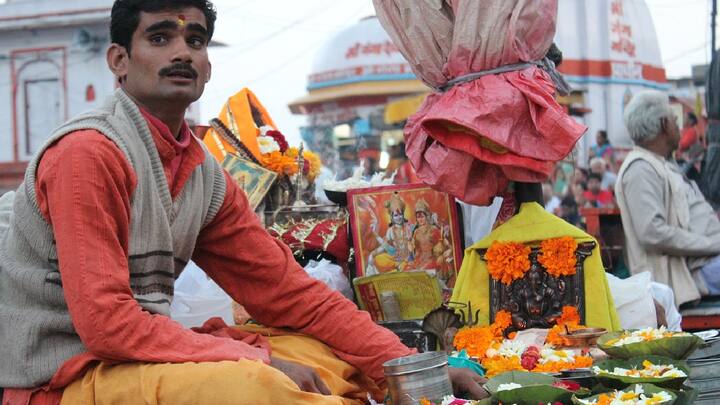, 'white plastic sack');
458,197,503,247
606,272,657,330
170,262,234,328
304,259,353,300
650,282,682,331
